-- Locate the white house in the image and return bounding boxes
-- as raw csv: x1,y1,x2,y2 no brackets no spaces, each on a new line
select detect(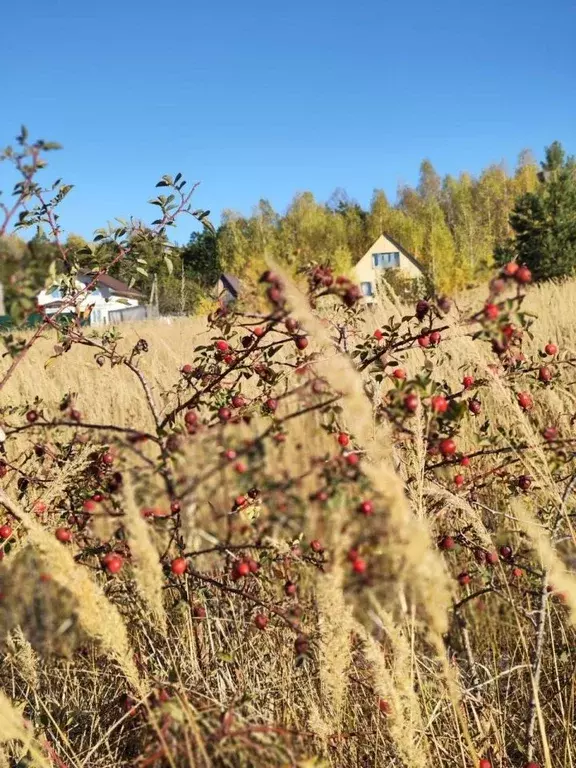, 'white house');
36,273,143,326
353,233,426,302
